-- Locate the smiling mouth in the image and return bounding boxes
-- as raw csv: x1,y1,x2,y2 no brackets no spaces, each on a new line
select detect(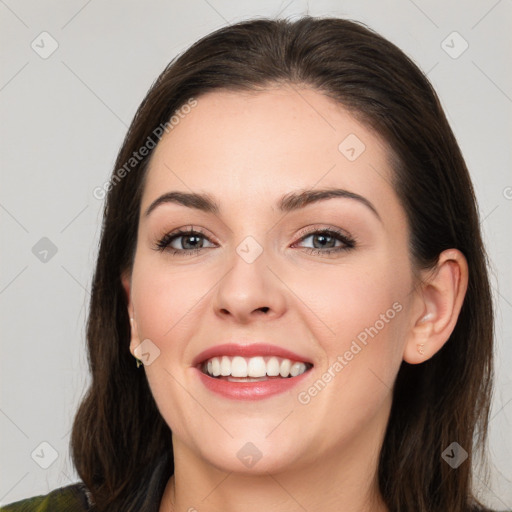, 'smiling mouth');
200,355,314,381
